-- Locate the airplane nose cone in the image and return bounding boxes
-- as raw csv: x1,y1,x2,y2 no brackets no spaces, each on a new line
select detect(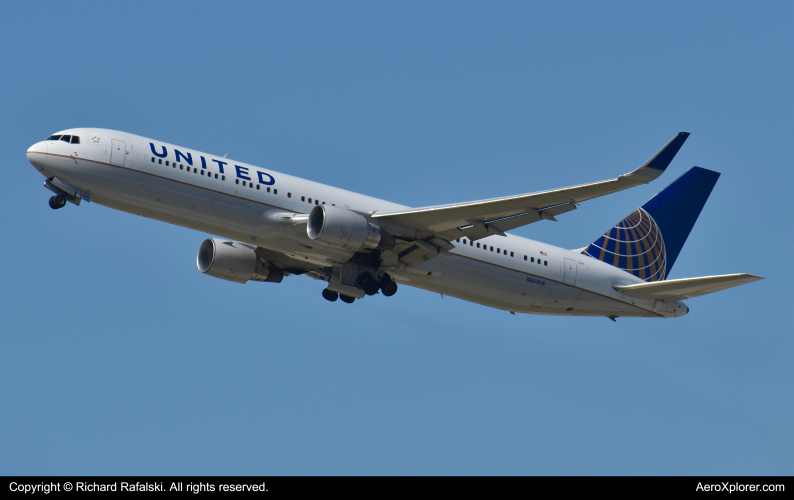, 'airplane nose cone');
27,141,47,170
